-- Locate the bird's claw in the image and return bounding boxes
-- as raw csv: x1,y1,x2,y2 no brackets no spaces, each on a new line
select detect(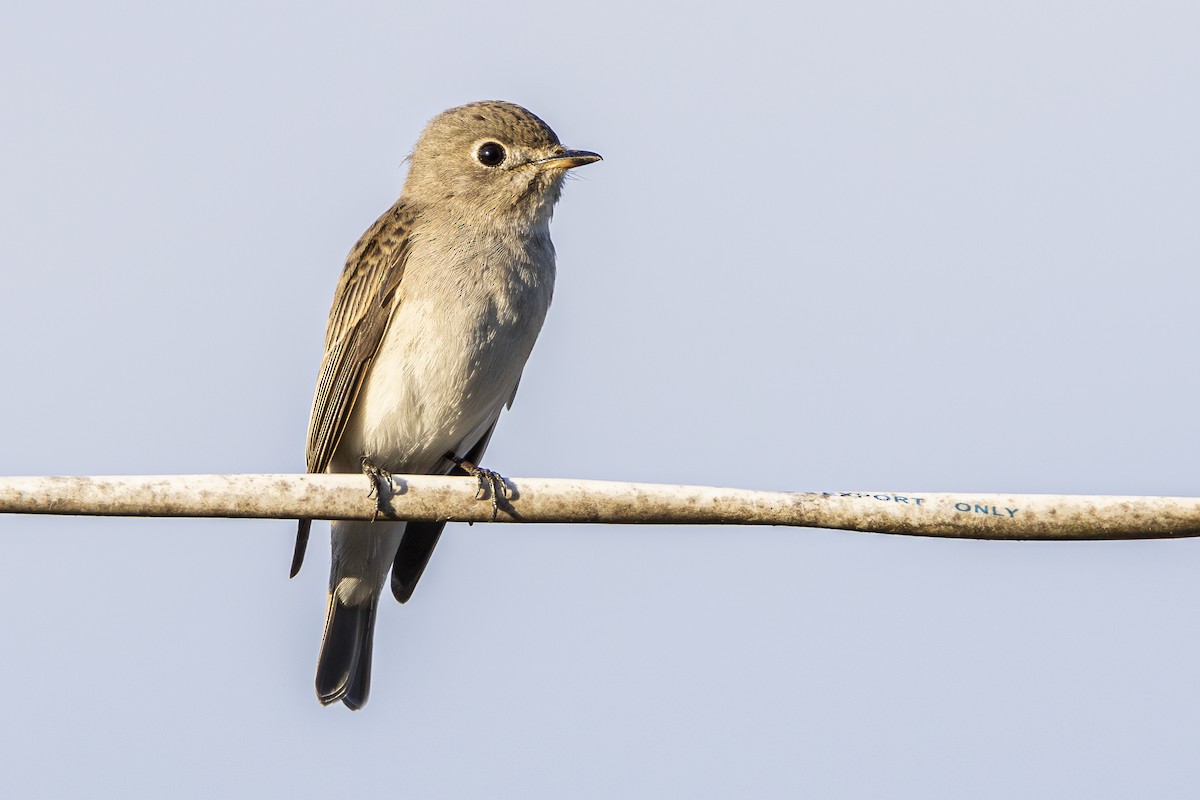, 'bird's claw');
361,456,394,521
446,452,509,520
